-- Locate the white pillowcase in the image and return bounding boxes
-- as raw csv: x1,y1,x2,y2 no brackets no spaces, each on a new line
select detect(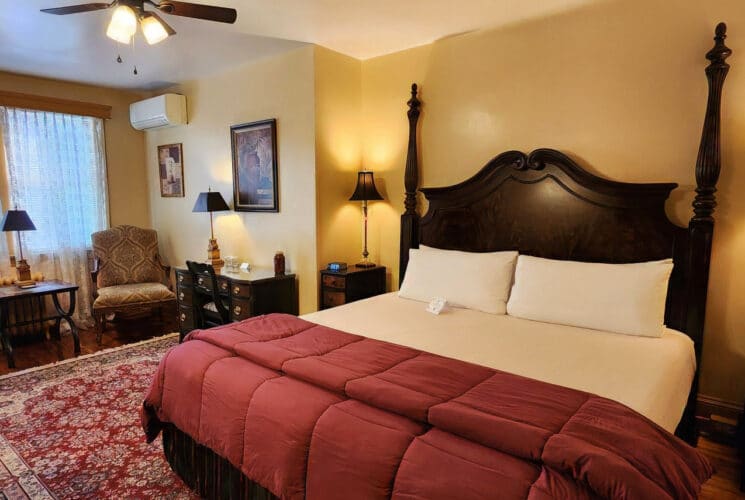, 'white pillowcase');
506,255,673,337
399,247,518,314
